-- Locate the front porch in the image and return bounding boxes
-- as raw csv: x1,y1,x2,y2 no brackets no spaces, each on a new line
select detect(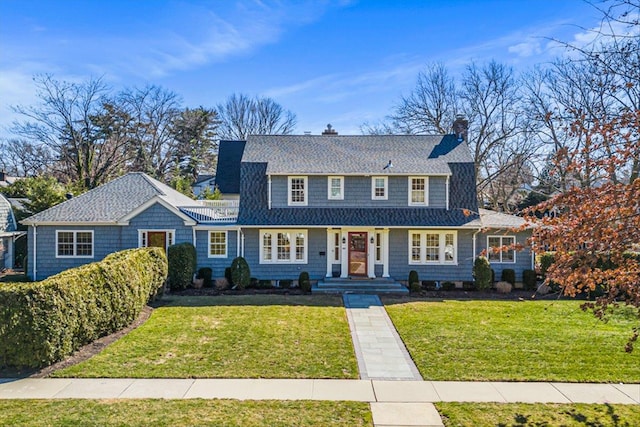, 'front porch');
313,277,408,294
